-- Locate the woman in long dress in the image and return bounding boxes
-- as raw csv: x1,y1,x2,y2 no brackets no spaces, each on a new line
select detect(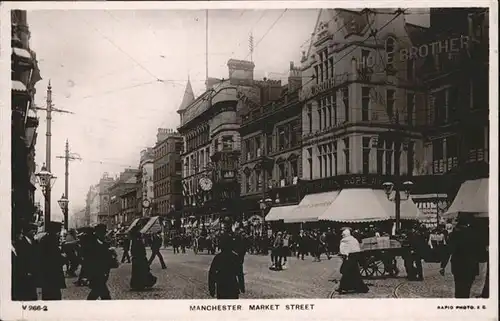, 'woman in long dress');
130,229,157,291
337,228,369,294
